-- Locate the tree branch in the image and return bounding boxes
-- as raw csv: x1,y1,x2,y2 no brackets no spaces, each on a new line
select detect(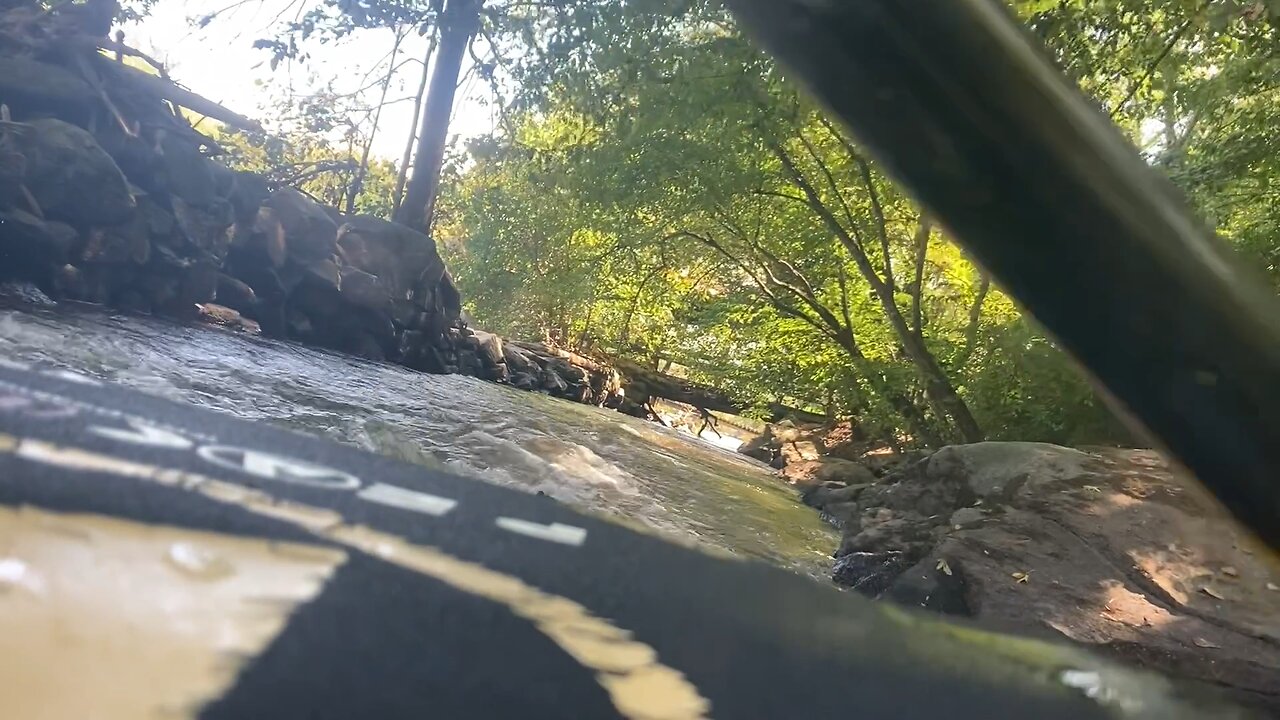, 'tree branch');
910,217,932,337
